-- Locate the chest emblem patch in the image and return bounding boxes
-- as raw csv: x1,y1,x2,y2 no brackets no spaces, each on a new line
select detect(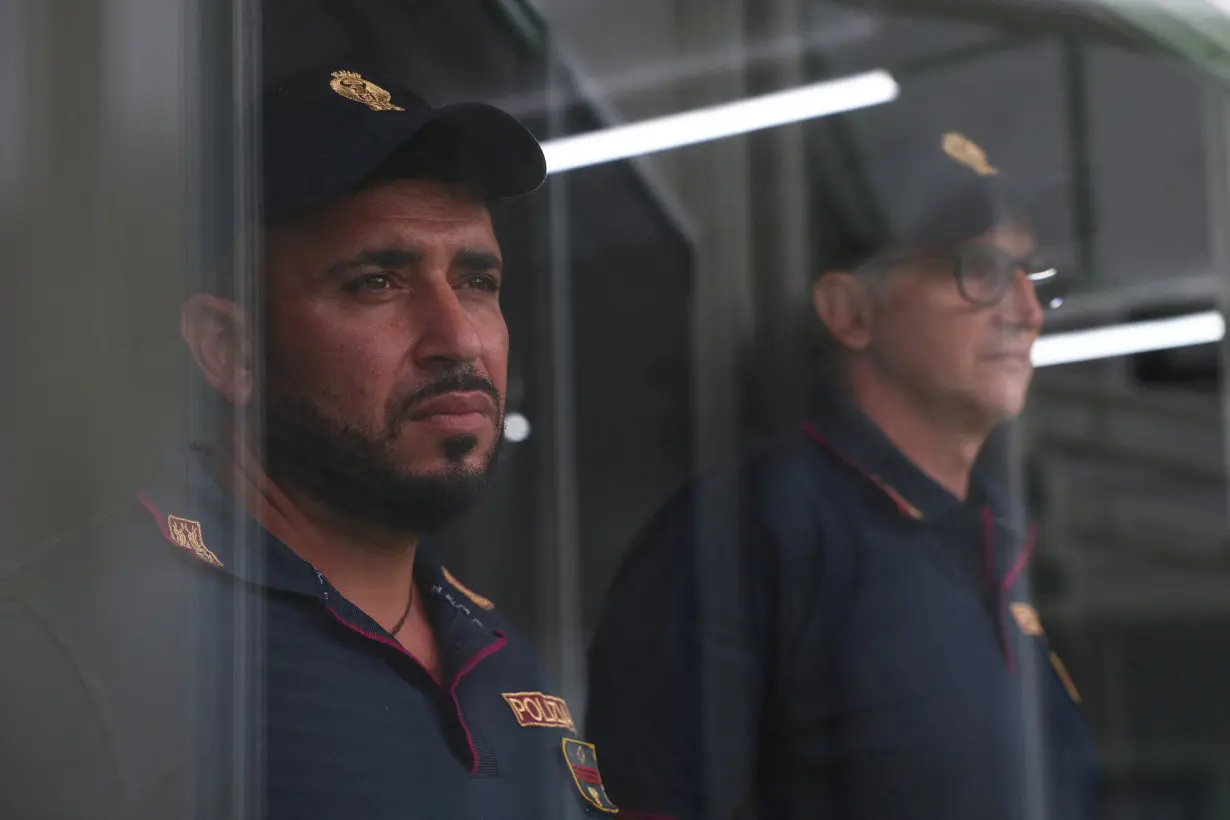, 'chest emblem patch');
502,691,576,733
1010,601,1043,636
167,515,223,567
562,738,619,813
